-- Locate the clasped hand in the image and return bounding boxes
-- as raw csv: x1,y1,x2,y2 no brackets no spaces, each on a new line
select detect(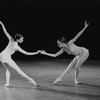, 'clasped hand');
38,50,46,54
